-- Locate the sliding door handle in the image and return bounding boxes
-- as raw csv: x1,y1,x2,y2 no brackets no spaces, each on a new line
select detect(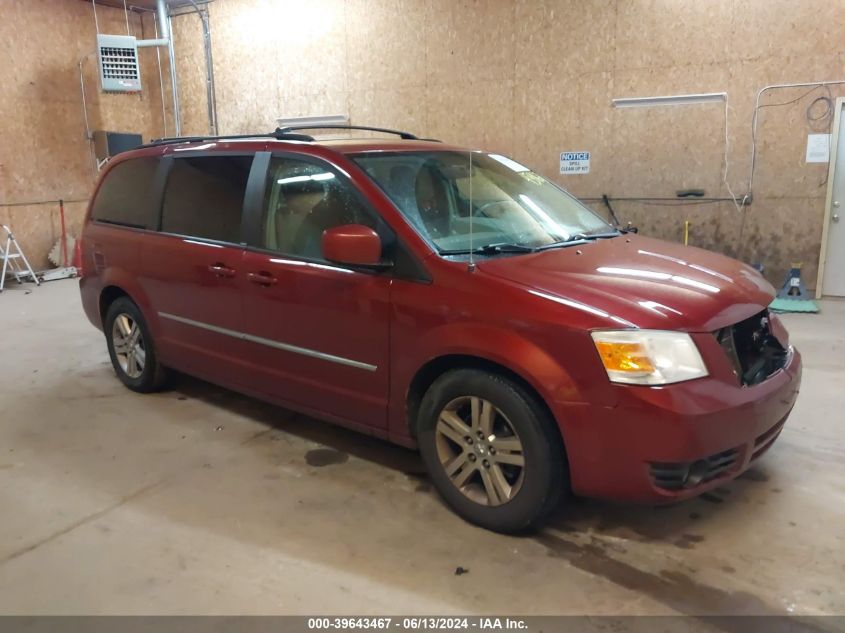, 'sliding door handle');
208,263,236,278
247,271,278,286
